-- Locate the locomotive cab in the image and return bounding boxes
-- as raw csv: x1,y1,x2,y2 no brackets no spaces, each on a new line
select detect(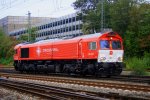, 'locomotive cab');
97,32,124,76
